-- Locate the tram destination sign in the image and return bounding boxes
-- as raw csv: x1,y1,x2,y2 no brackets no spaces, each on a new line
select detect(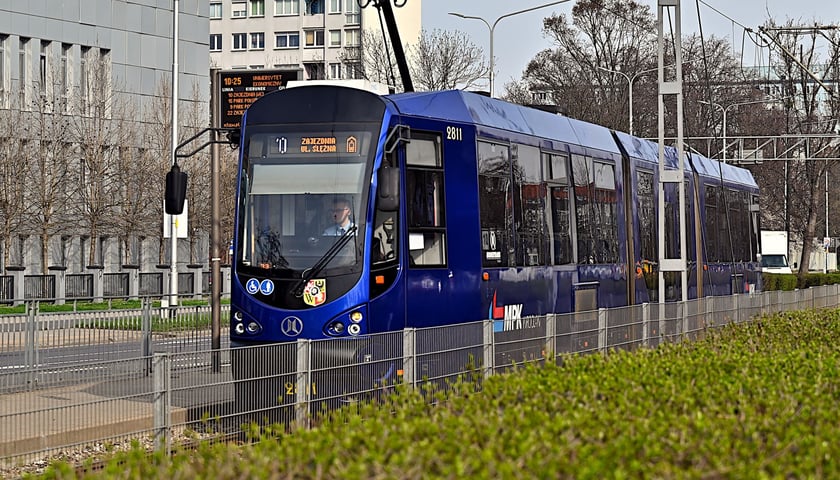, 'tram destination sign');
219,70,292,129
